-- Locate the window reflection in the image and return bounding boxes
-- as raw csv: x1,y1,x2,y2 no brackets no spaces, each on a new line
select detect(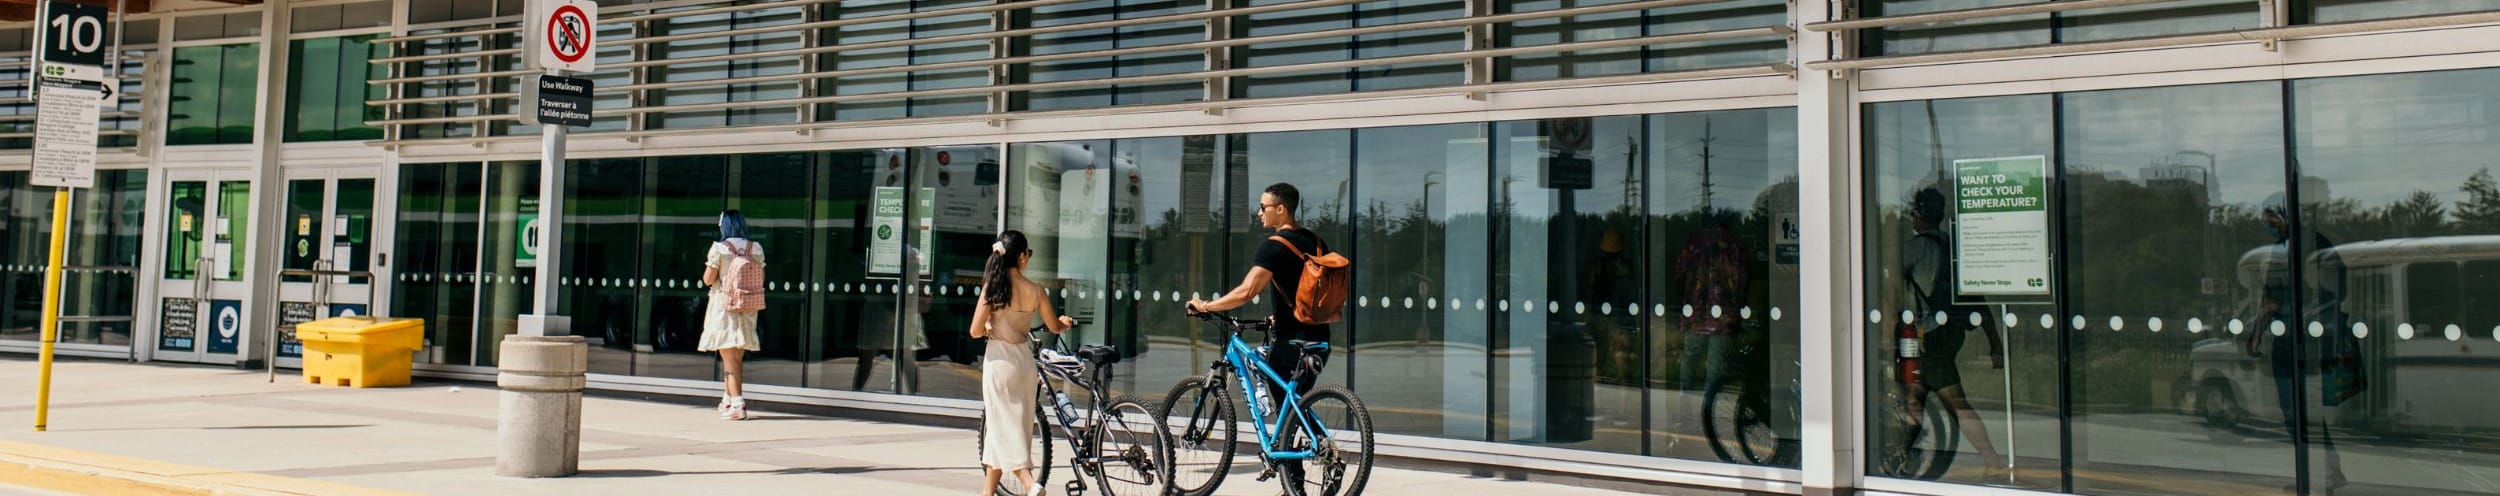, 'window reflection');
2061,82,2292,496
2290,68,2500,496
1865,95,2059,488
1647,109,1801,465
1356,123,1492,444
